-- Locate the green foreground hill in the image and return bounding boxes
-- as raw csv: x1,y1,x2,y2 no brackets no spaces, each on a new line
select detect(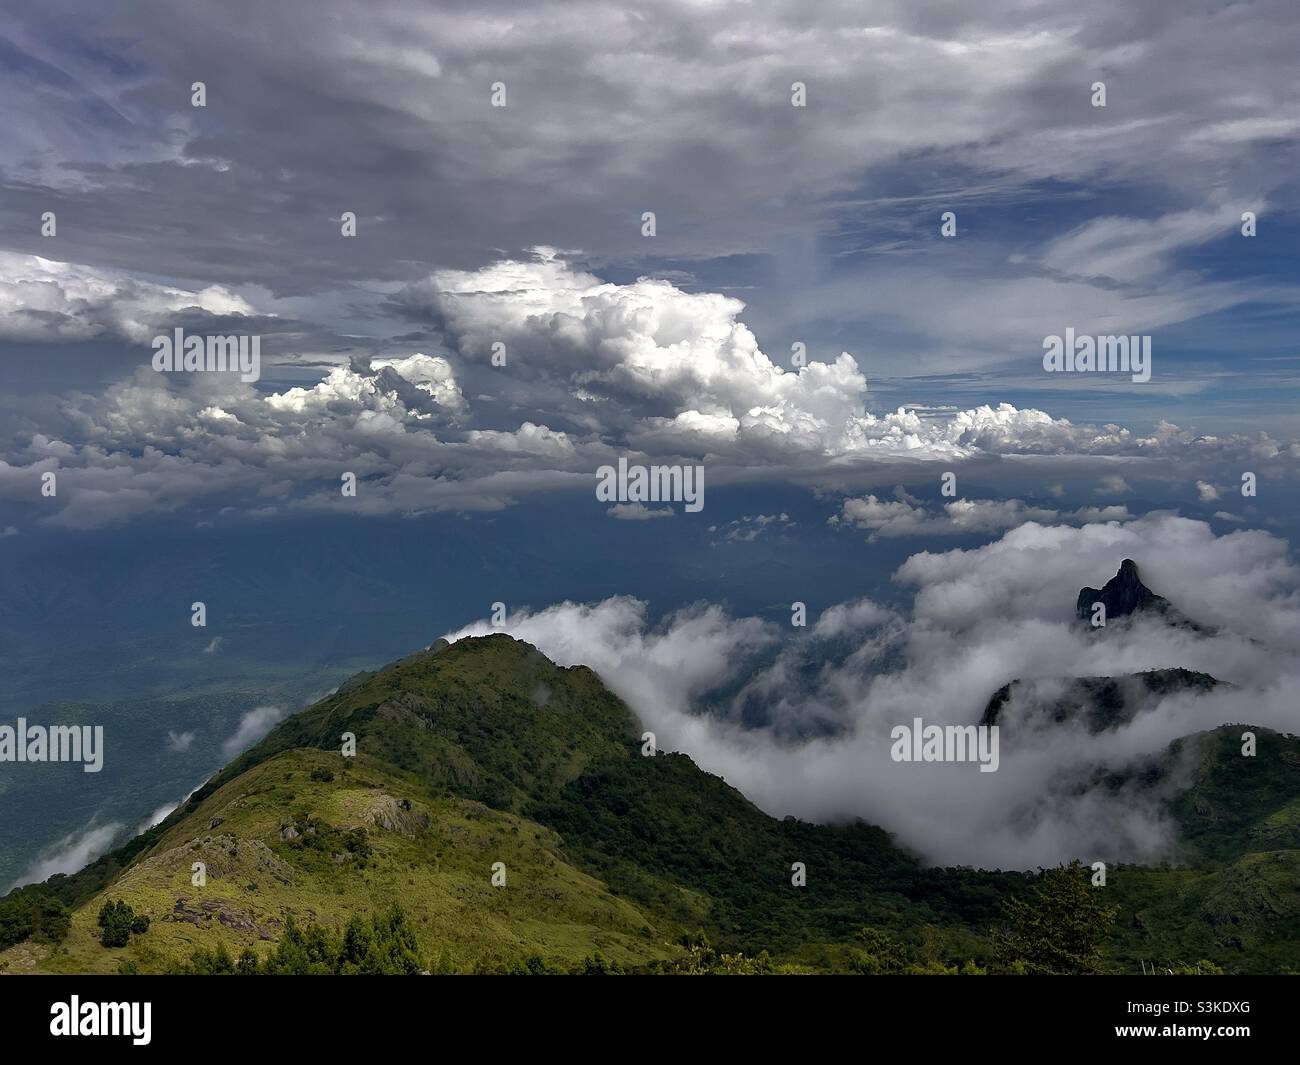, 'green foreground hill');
2,635,1298,974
